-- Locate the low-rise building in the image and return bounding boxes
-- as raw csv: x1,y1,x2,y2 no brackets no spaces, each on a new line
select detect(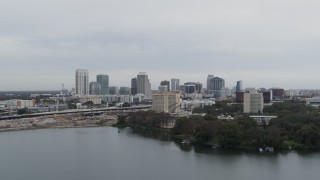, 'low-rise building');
7,99,36,109
79,96,102,105
181,99,215,111
217,114,234,120
306,97,320,105
250,115,277,125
